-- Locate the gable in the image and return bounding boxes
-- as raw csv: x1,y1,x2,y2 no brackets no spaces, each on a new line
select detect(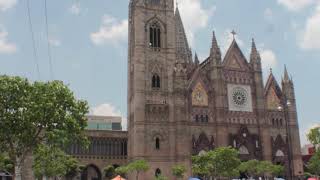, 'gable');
226,55,242,69
266,87,281,110
223,40,249,71
191,82,208,107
